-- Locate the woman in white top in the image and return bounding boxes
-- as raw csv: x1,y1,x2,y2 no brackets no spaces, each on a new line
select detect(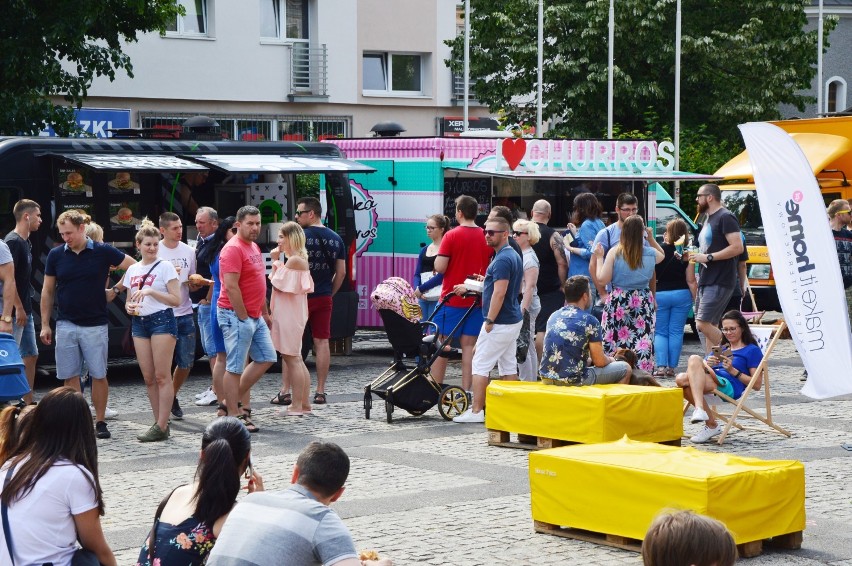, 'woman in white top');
113,220,181,442
512,219,542,381
0,387,116,566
